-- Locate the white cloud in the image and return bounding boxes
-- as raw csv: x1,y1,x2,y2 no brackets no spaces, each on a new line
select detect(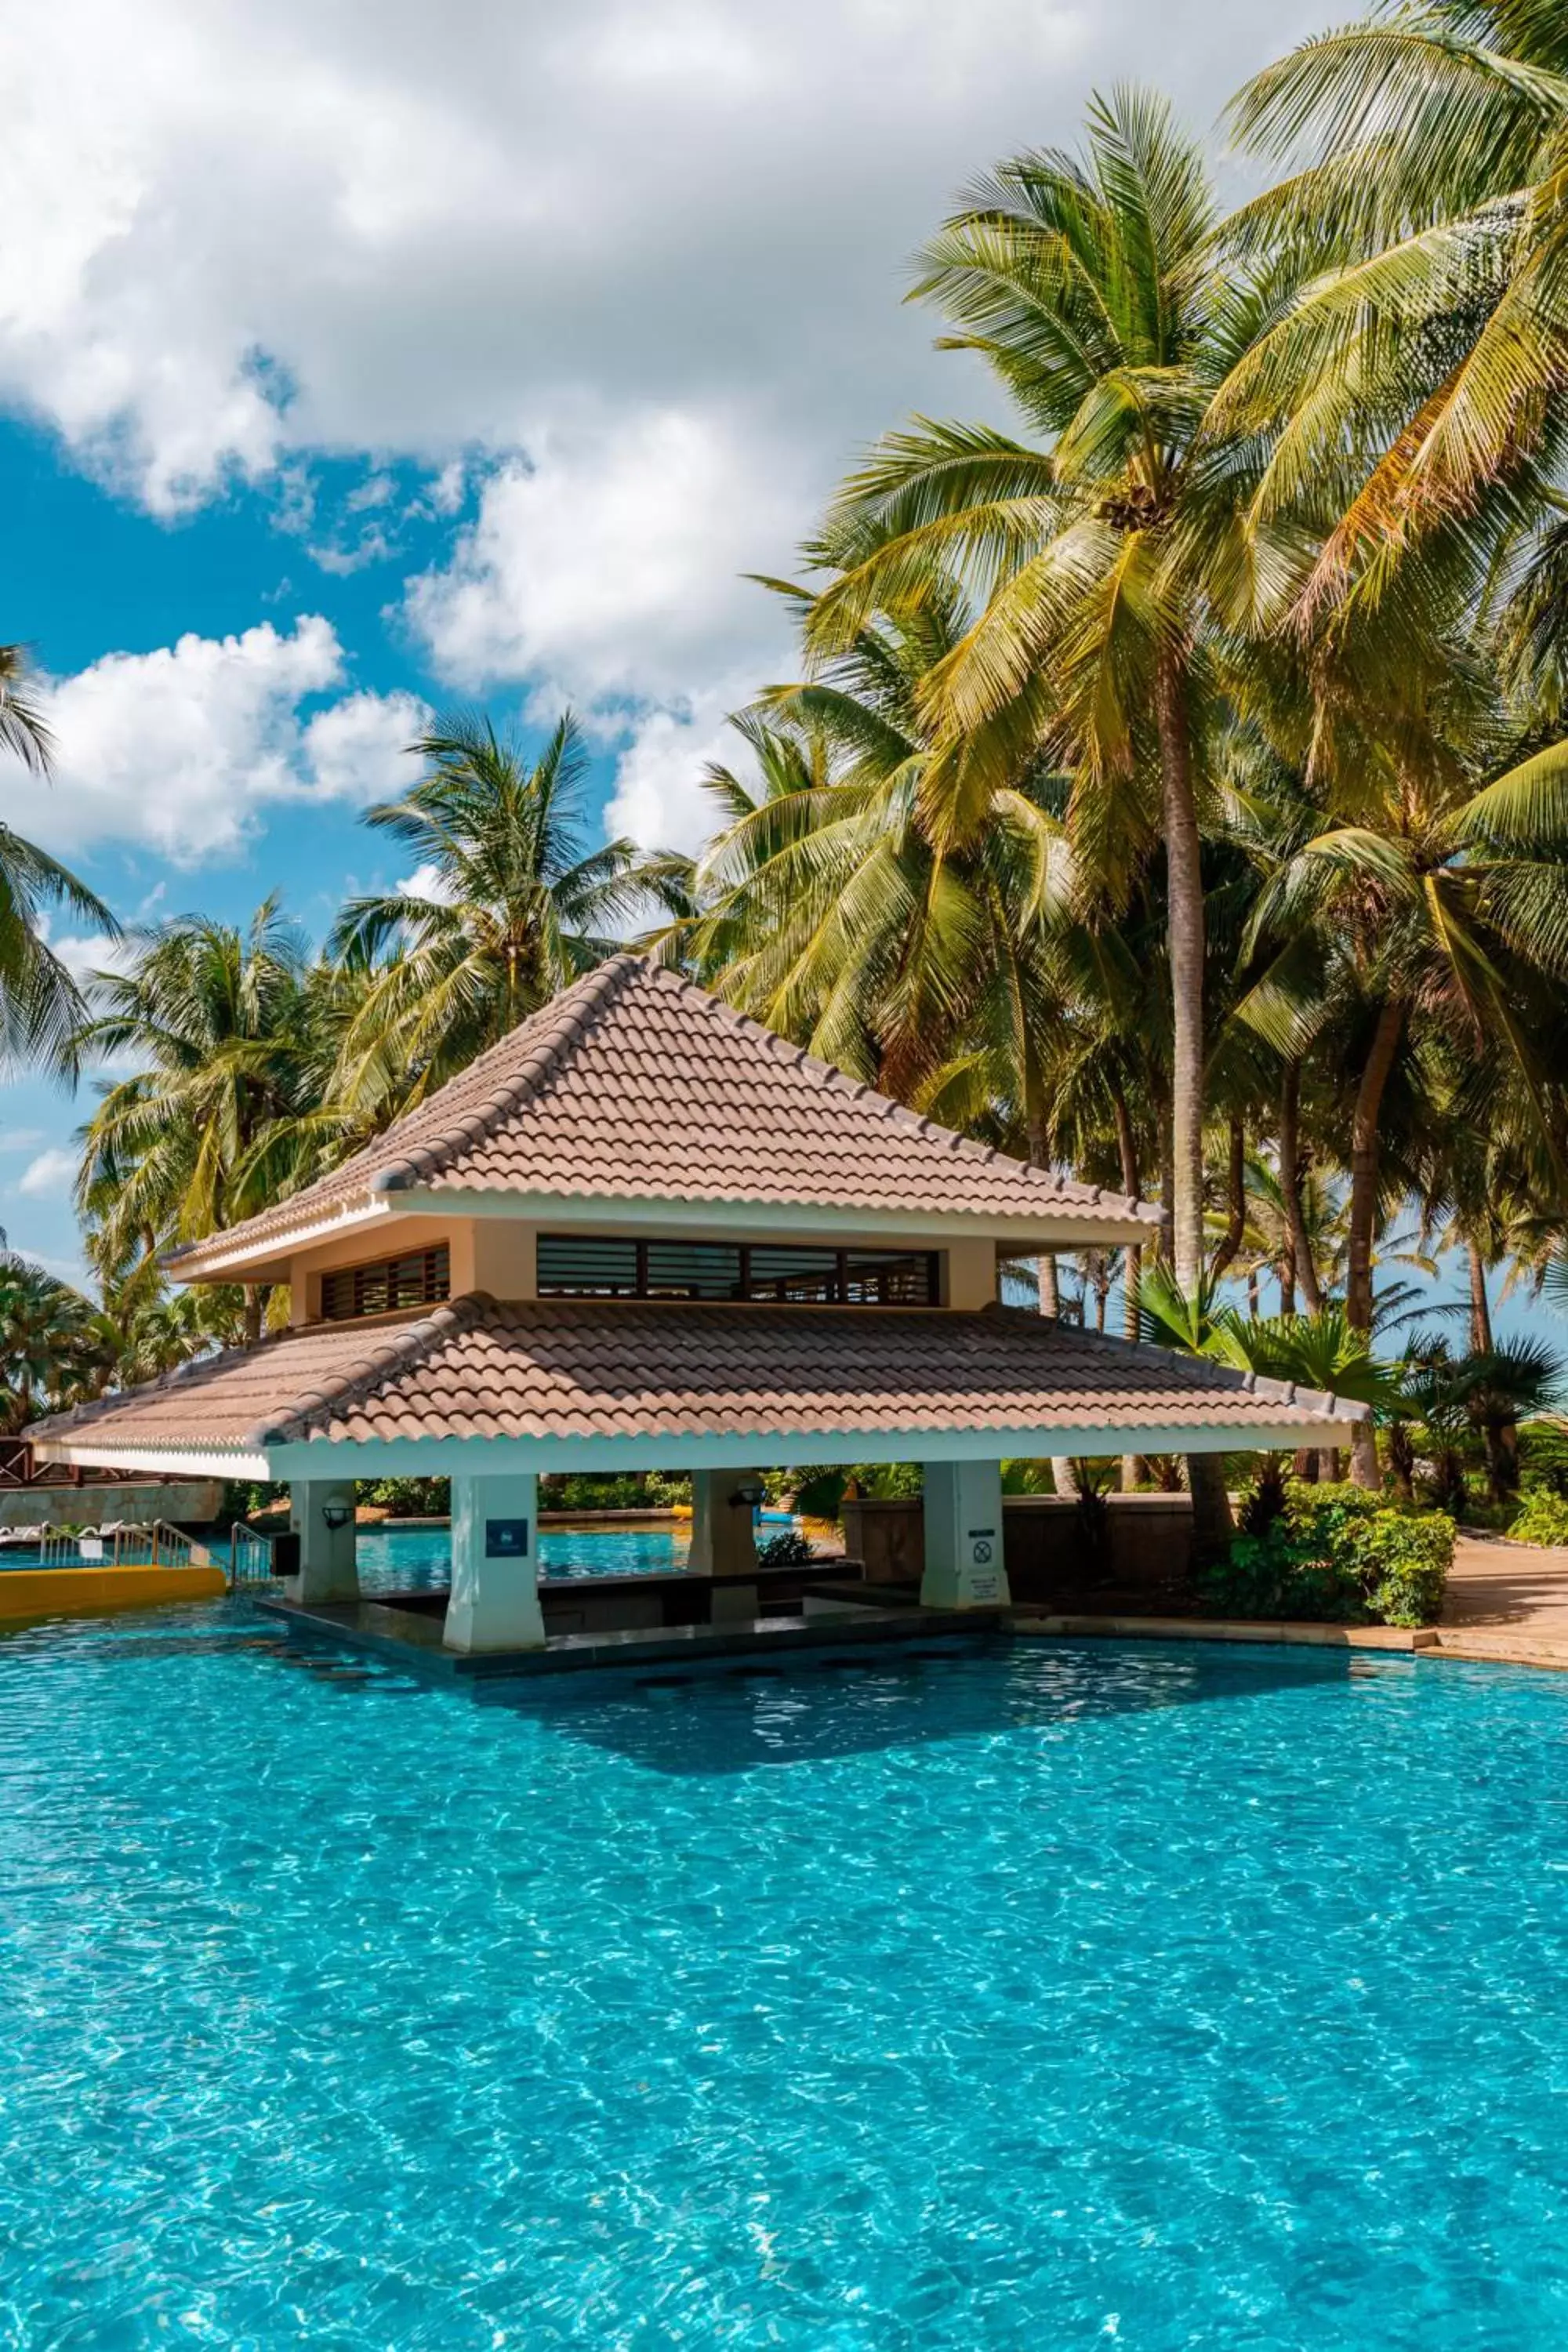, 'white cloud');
408,412,803,706
42,923,138,986
0,0,1330,837
602,678,760,853
394,862,459,906
300,688,426,804
16,1146,78,1198
8,623,426,862
0,1129,44,1156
